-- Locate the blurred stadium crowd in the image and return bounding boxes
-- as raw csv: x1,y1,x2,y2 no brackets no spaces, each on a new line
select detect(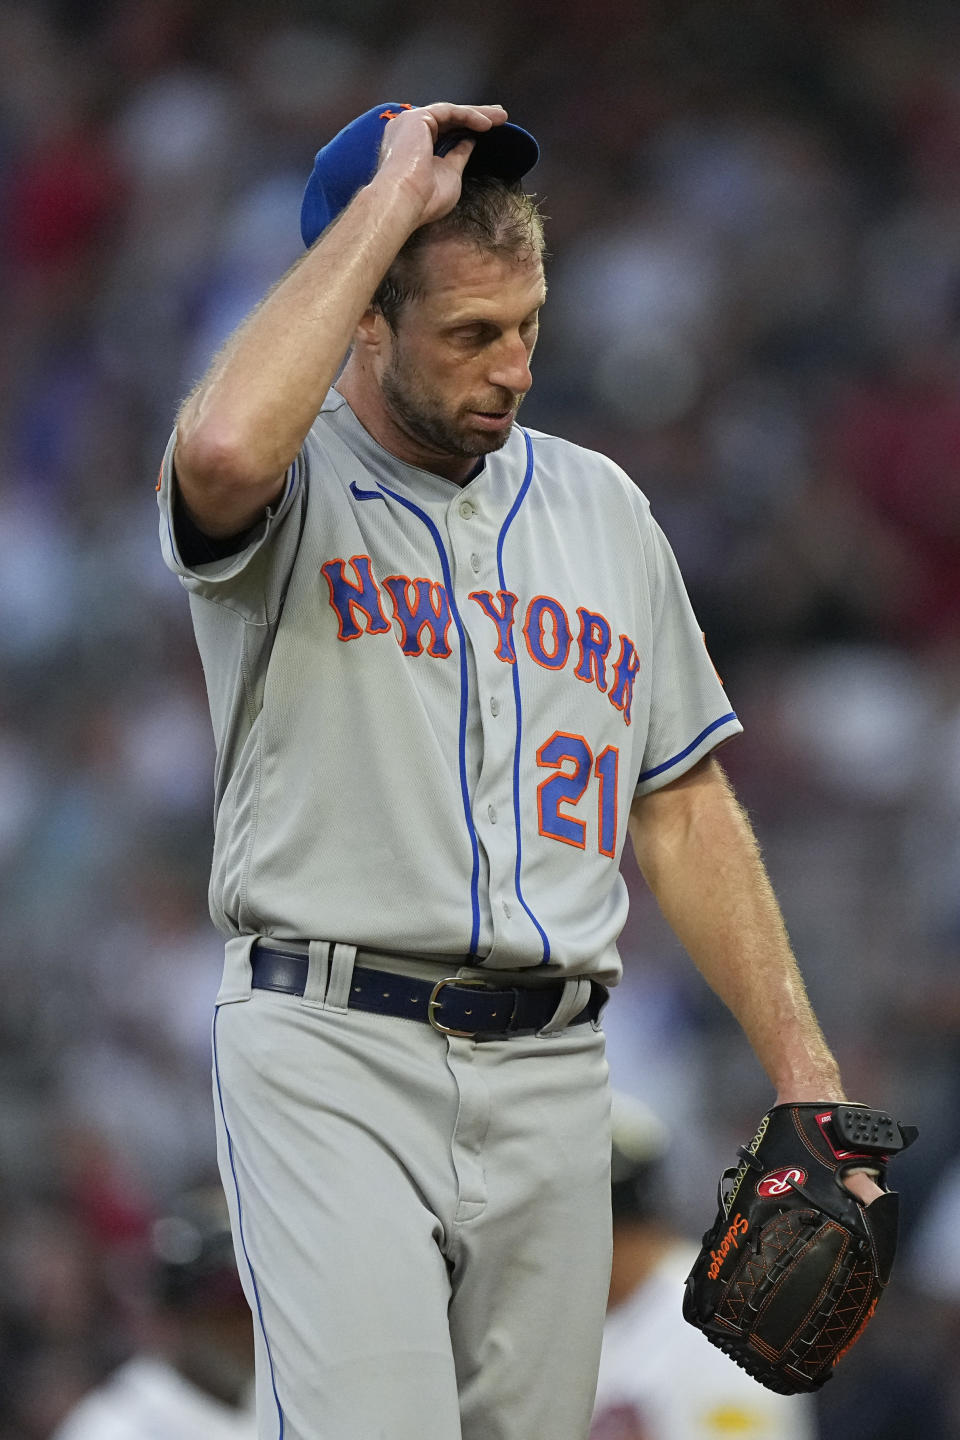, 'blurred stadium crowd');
1,0,959,1435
